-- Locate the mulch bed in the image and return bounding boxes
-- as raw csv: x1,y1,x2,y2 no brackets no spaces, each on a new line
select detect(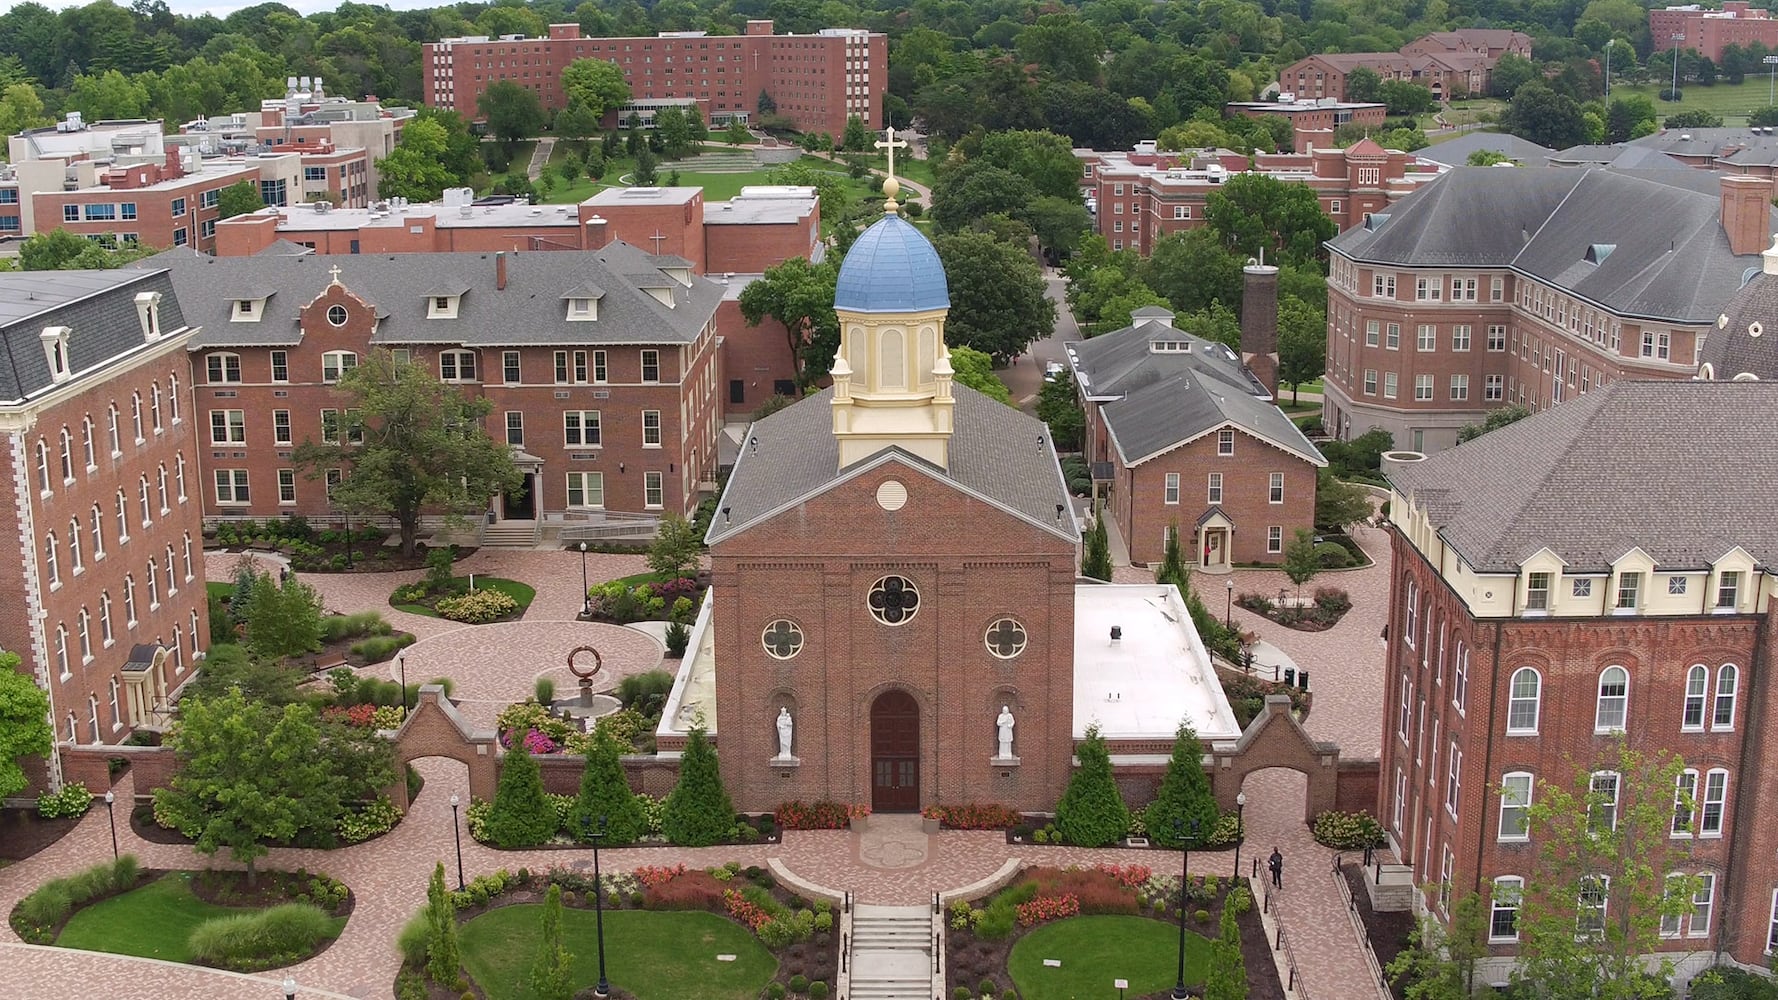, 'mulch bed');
0,808,82,862
130,803,389,851
188,867,356,921
1340,863,1414,1000
207,542,478,575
